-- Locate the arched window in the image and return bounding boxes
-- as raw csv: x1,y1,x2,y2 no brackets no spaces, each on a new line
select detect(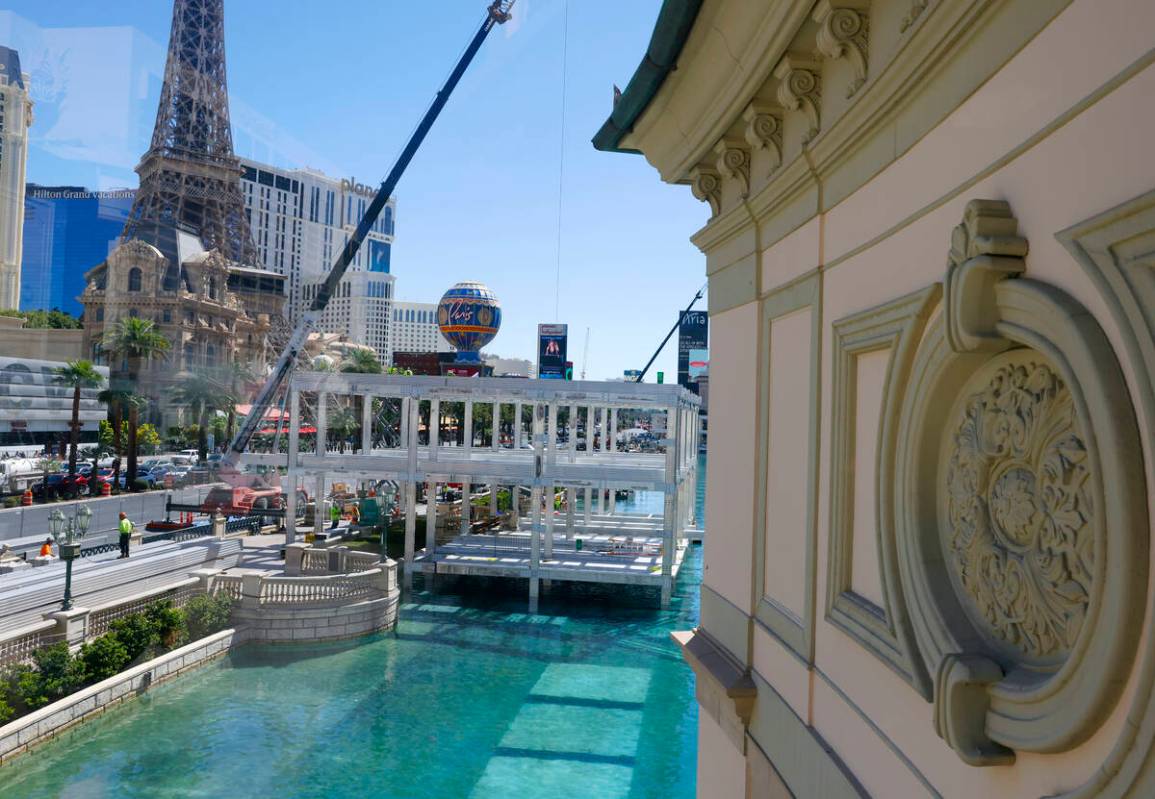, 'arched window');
184,343,195,368
208,276,217,300
384,206,394,235
128,308,139,318
206,344,216,366
127,268,142,292
95,307,104,322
